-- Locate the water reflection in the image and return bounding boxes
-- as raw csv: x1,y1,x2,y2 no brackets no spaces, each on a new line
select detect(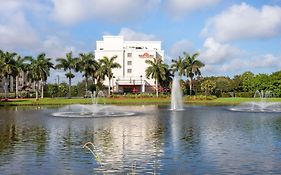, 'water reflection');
0,105,281,174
